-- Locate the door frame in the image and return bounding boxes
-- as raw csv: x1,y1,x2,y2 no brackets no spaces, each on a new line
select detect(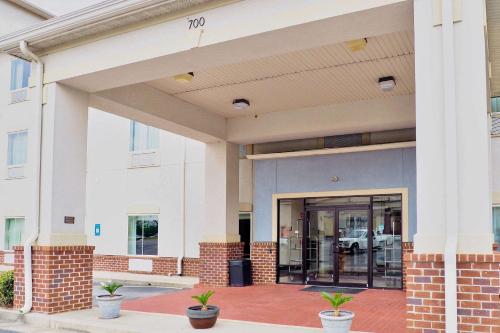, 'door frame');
304,204,372,287
275,189,408,289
